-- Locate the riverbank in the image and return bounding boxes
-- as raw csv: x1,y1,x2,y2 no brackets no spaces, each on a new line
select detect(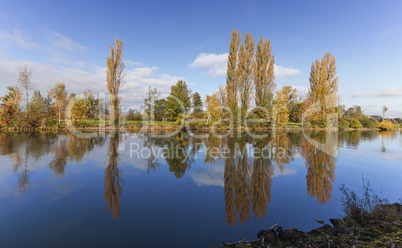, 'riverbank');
223,202,402,248
223,182,402,248
0,122,400,133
